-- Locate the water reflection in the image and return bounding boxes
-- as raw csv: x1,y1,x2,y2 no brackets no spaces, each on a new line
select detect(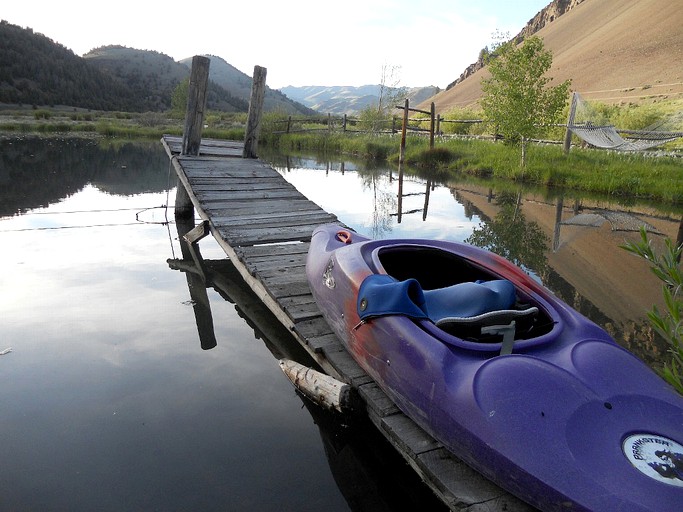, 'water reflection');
0,137,170,217
167,246,448,511
0,138,357,511
266,152,682,372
